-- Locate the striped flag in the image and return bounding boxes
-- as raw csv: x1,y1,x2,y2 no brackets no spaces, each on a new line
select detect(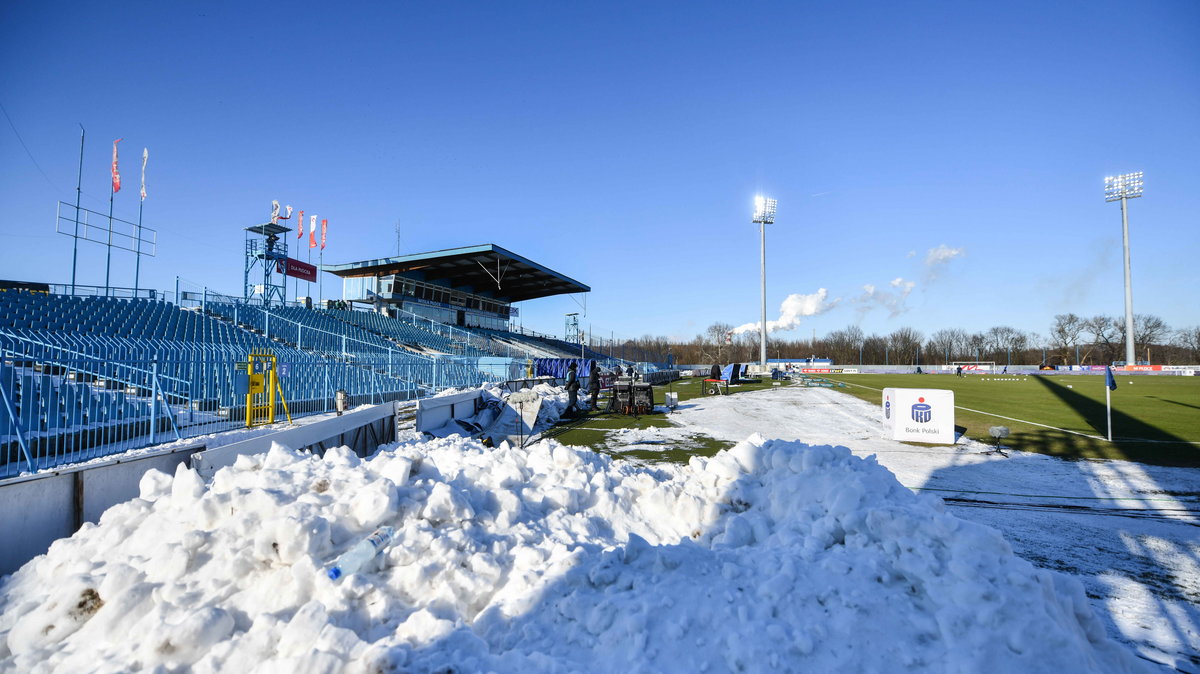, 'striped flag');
321,218,327,250
111,138,123,193
140,148,148,200
309,215,317,248
297,210,304,238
